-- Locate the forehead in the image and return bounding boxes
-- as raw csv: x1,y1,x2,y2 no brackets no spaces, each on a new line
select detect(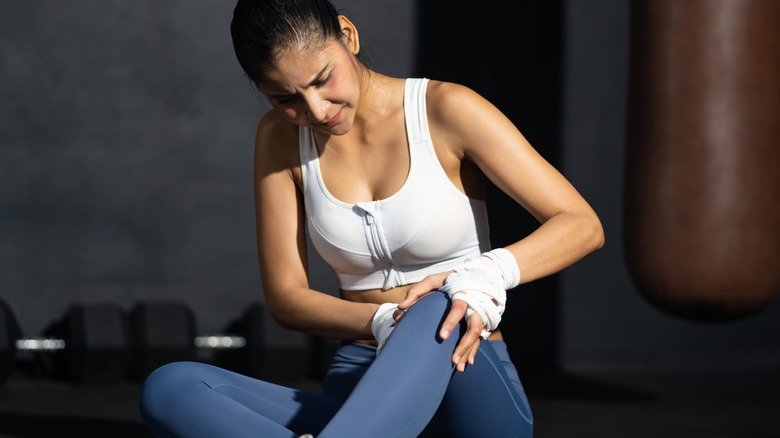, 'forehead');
259,40,344,94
